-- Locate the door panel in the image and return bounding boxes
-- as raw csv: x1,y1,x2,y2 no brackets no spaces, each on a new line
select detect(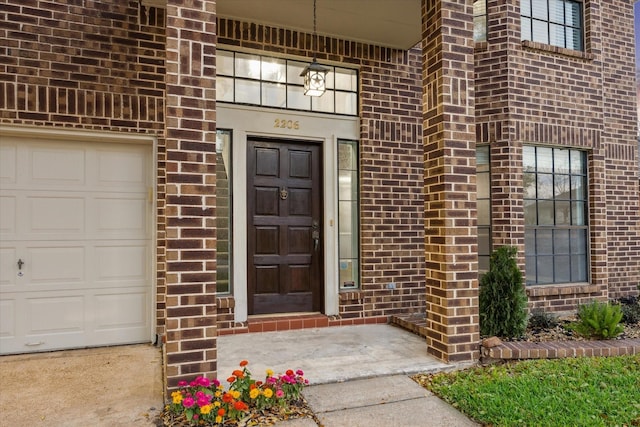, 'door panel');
247,138,323,315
